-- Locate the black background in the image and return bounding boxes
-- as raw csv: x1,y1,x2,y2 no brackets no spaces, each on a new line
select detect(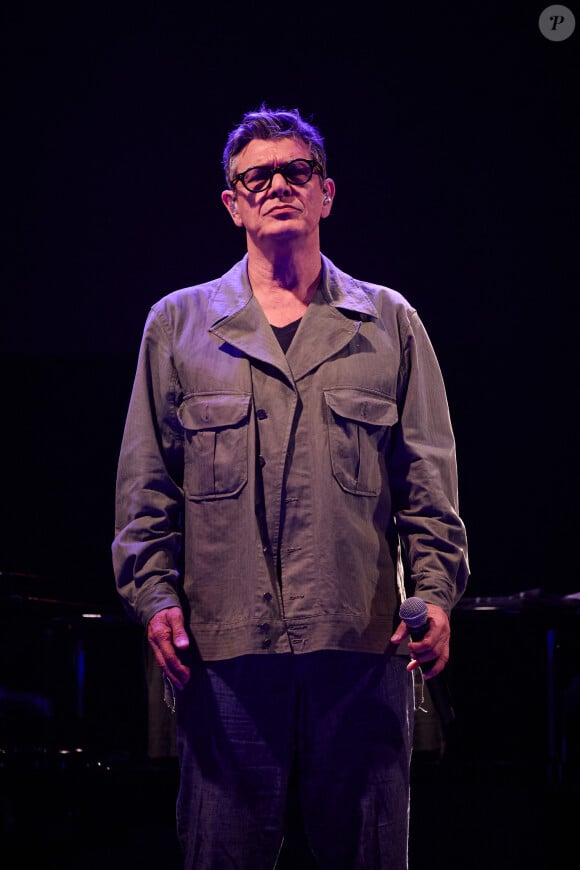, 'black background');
1,3,578,607
1,5,579,867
